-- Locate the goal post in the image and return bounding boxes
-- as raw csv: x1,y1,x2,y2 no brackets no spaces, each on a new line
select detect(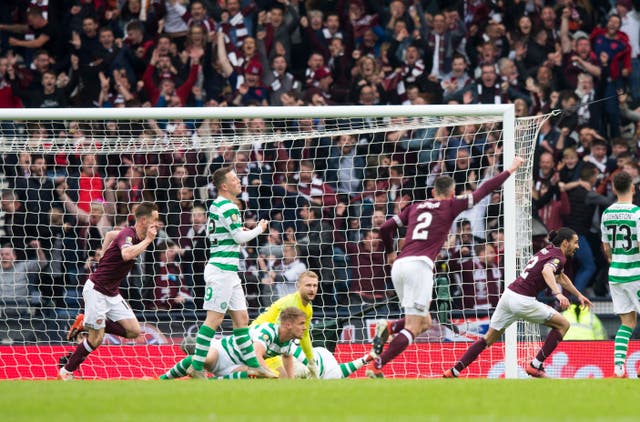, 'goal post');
0,104,544,379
